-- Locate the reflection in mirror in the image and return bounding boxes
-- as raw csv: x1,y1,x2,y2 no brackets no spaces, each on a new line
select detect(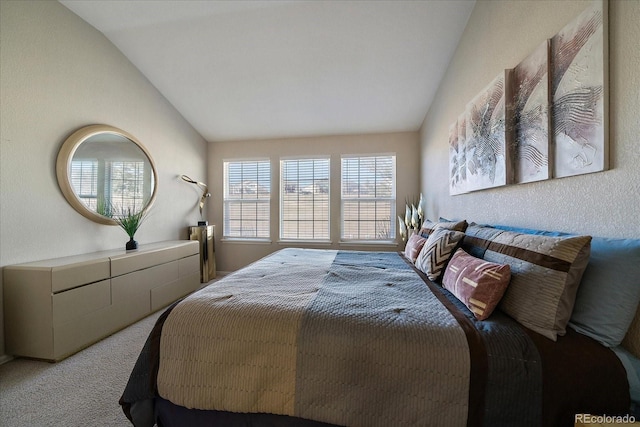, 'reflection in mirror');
72,134,153,215
57,125,157,225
